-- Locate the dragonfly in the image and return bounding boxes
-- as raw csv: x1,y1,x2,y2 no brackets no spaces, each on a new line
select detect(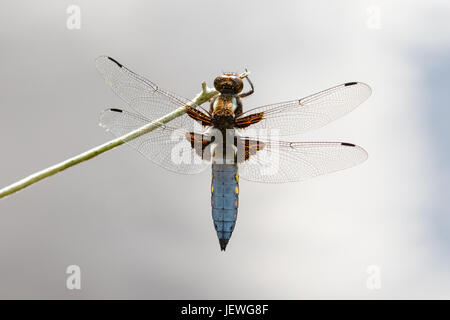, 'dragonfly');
96,56,371,251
